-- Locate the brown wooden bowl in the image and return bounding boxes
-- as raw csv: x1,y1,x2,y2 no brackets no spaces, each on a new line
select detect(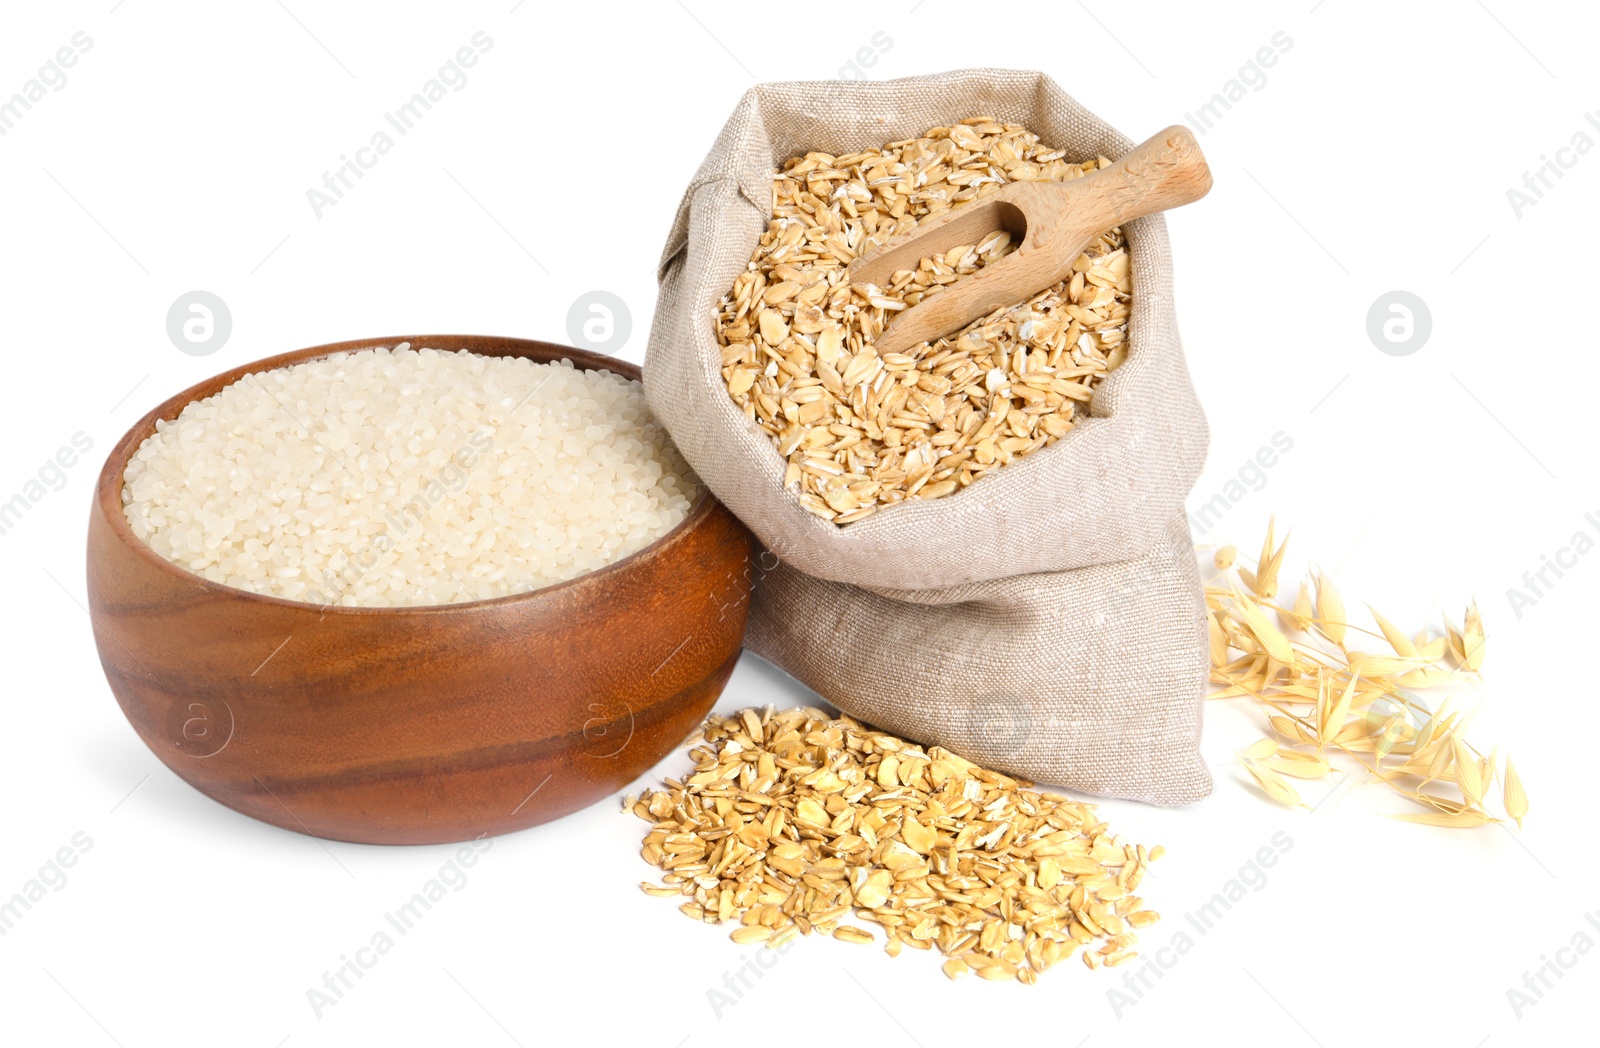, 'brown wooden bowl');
87,335,753,845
